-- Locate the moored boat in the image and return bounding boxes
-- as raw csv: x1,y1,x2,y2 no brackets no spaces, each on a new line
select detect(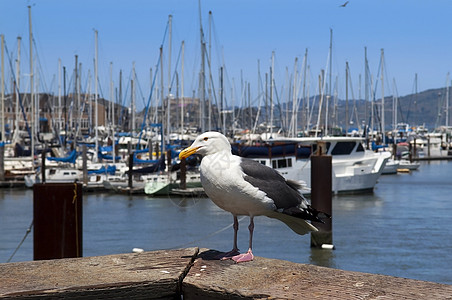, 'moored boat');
382,159,400,175
24,167,81,187
397,159,420,171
